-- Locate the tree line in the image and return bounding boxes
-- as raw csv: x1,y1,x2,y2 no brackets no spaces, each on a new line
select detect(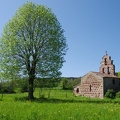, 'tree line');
0,77,81,94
